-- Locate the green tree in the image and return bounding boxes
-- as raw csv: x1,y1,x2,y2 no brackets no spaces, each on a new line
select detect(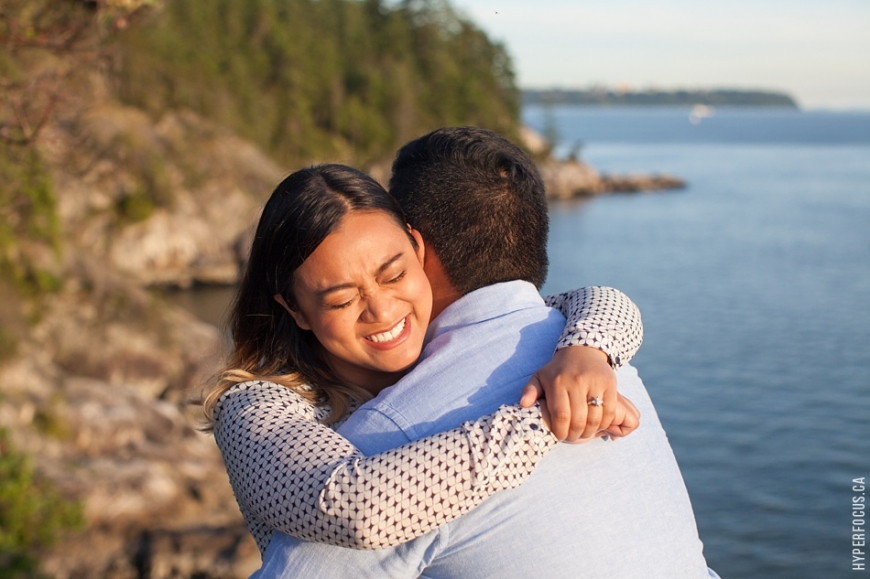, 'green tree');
110,0,521,166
